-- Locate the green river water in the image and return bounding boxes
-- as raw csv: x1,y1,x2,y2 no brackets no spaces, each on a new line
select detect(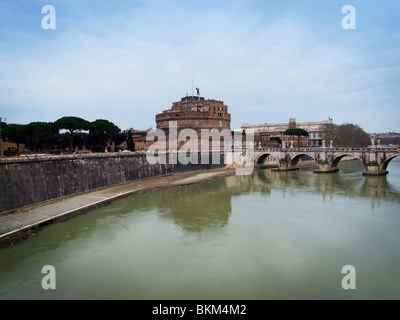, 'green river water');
1,159,399,300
